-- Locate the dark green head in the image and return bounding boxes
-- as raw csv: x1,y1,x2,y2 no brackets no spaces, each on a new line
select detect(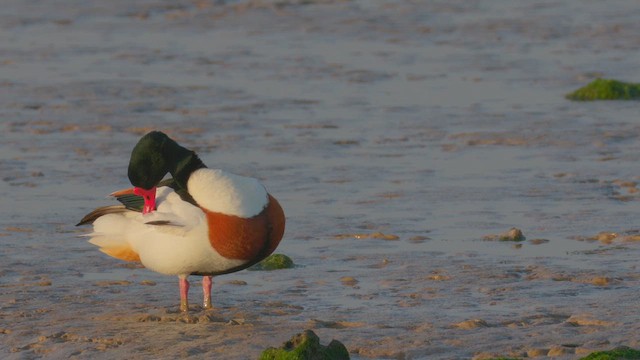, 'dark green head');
128,130,207,191
127,131,206,214
128,131,171,190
